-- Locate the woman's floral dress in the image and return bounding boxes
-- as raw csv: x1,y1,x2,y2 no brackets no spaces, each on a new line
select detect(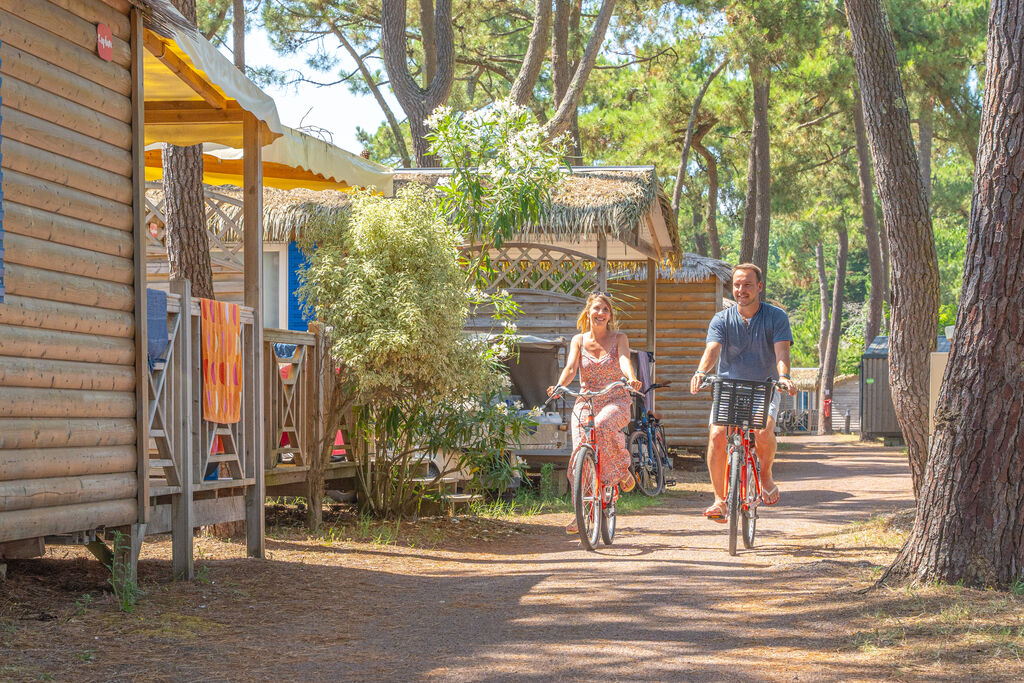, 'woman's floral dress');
569,340,632,486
